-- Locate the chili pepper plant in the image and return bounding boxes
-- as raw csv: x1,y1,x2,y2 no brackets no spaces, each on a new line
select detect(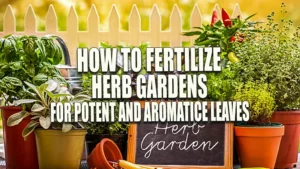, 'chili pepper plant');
184,8,259,65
